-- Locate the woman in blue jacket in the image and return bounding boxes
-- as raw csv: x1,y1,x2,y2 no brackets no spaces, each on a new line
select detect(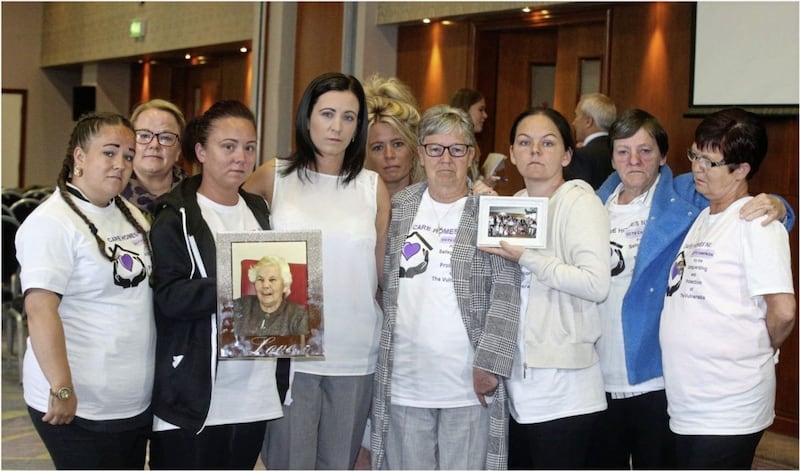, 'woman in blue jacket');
589,109,792,469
